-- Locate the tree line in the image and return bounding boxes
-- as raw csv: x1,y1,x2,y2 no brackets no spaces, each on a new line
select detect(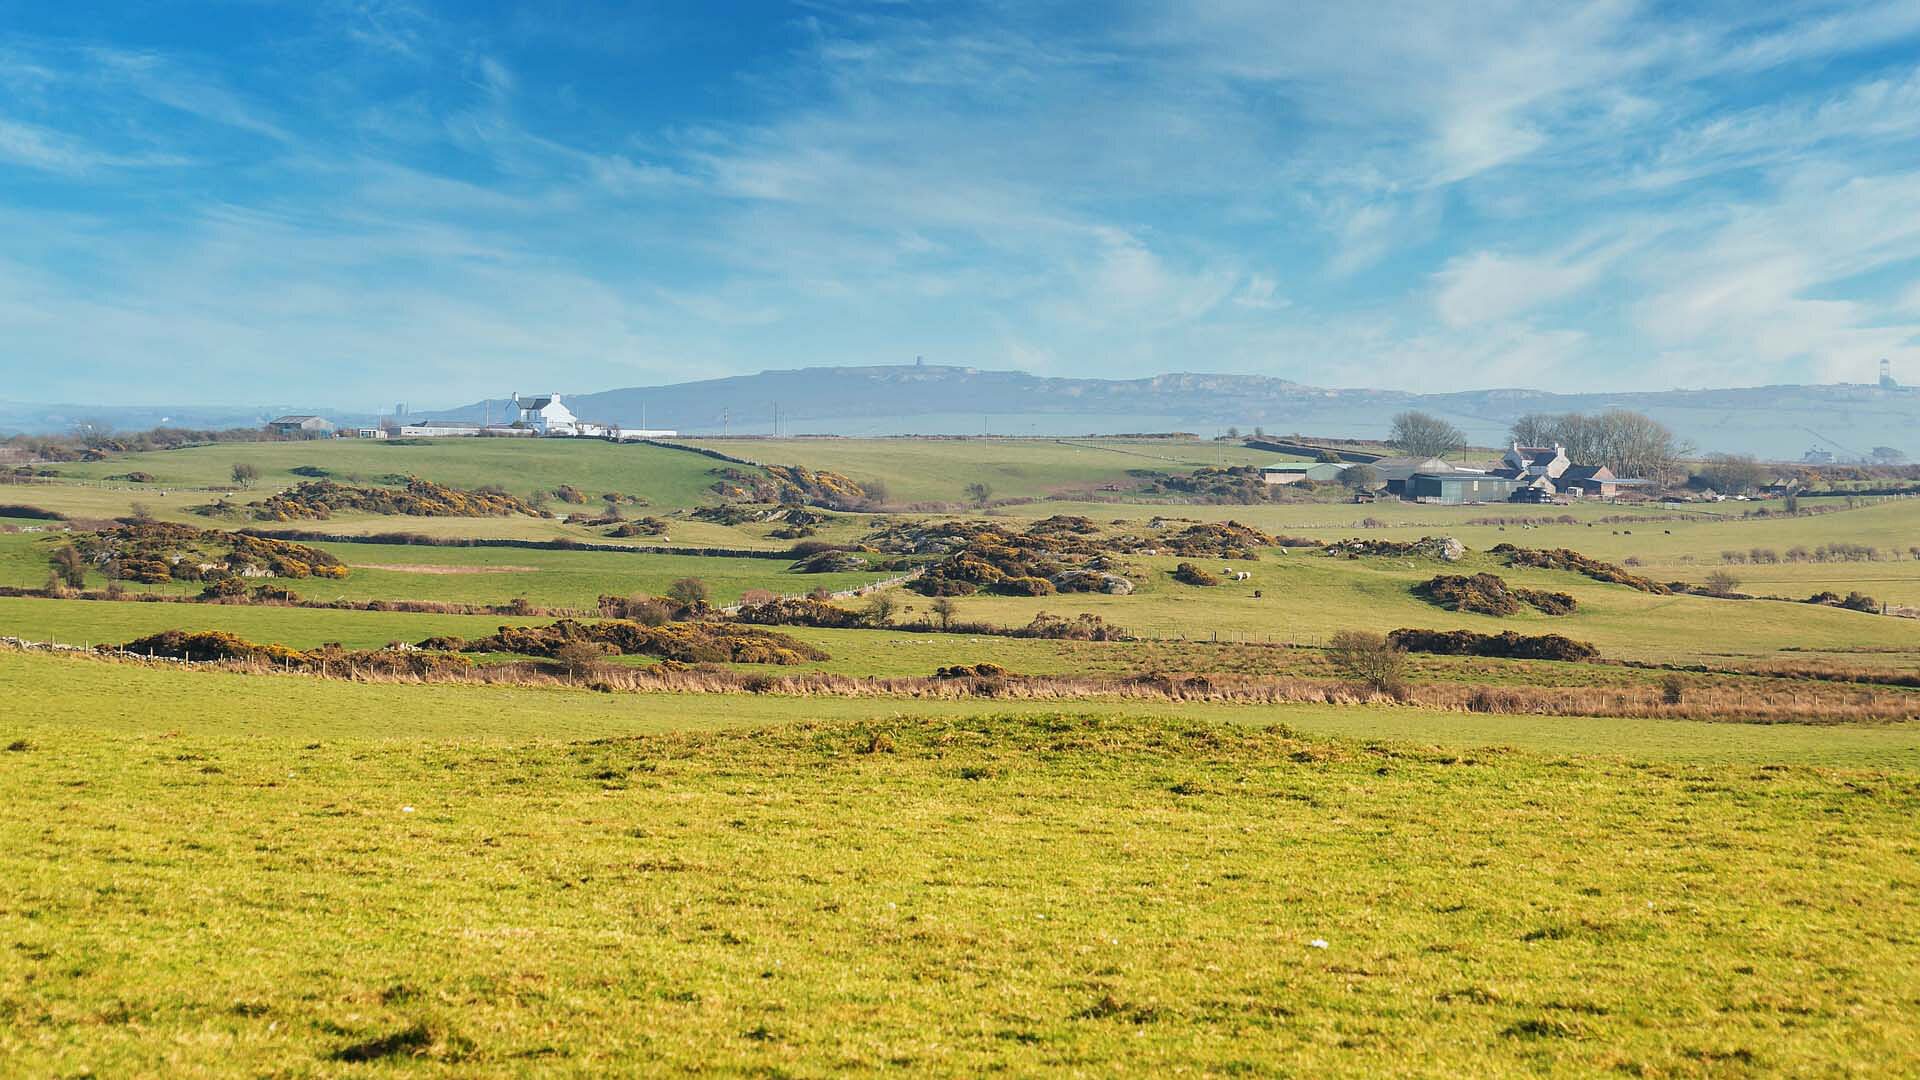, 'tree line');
1387,408,1691,482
